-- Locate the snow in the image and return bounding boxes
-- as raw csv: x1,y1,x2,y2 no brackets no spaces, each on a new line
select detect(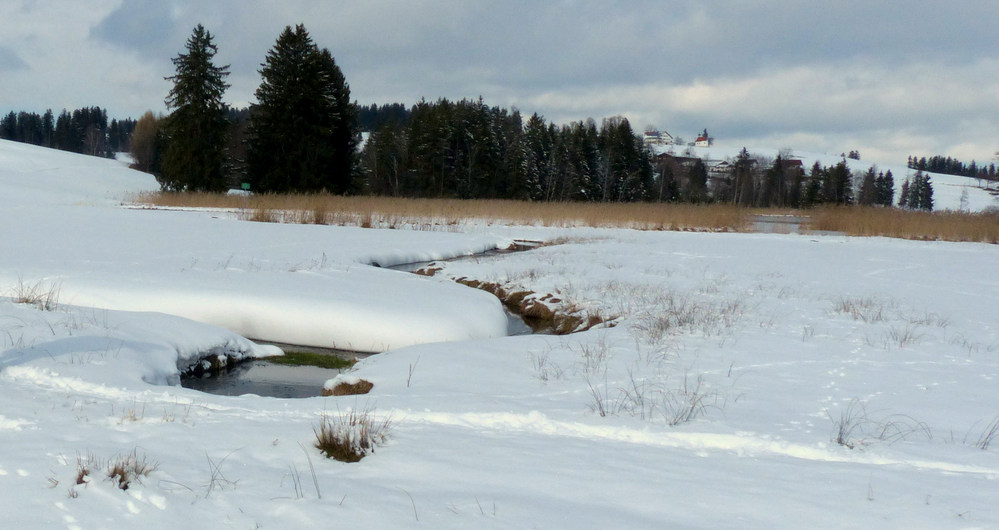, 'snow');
2,139,999,528
655,143,999,212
